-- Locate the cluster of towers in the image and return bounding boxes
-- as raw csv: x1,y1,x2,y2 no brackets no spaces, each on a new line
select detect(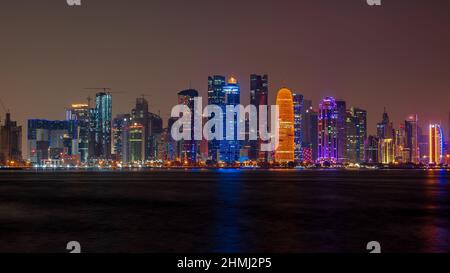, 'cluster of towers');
1,74,448,168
